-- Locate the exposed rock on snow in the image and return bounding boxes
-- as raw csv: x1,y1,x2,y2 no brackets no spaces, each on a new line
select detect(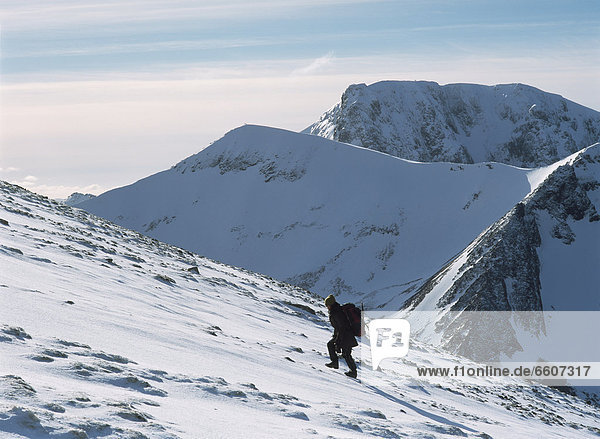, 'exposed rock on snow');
306,81,600,167
63,192,96,207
